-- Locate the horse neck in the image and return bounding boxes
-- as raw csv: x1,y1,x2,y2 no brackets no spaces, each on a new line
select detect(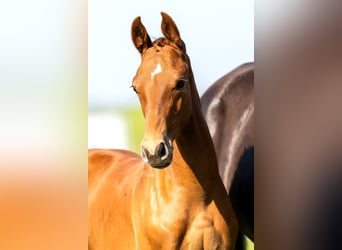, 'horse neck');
172,60,220,188
144,57,222,206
